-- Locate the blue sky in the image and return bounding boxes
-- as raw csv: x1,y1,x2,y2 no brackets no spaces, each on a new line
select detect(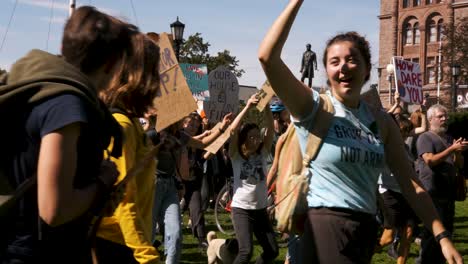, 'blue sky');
0,0,380,88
